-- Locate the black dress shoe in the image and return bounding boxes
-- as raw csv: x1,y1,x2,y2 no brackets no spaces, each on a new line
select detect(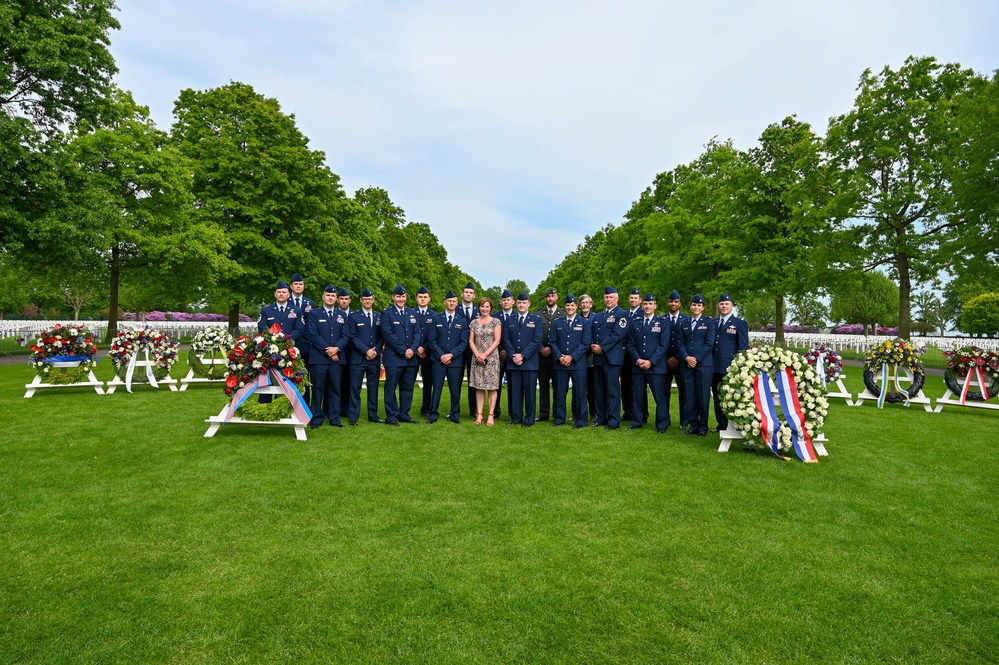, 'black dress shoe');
628,424,642,430
551,422,563,427
426,419,437,424
573,424,584,429
657,428,668,434
329,422,344,428
709,427,720,433
604,425,619,430
309,422,323,429
683,428,699,435
522,423,533,427
537,416,549,422
349,421,359,426
385,421,400,427
369,418,384,424
588,422,603,428
448,417,461,424
507,421,521,426
697,431,707,437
